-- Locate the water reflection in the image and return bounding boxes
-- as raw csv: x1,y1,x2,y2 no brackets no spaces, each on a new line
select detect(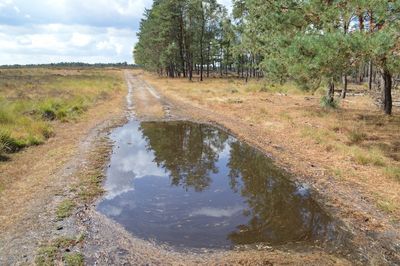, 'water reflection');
140,122,228,192
227,141,334,245
98,120,339,249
